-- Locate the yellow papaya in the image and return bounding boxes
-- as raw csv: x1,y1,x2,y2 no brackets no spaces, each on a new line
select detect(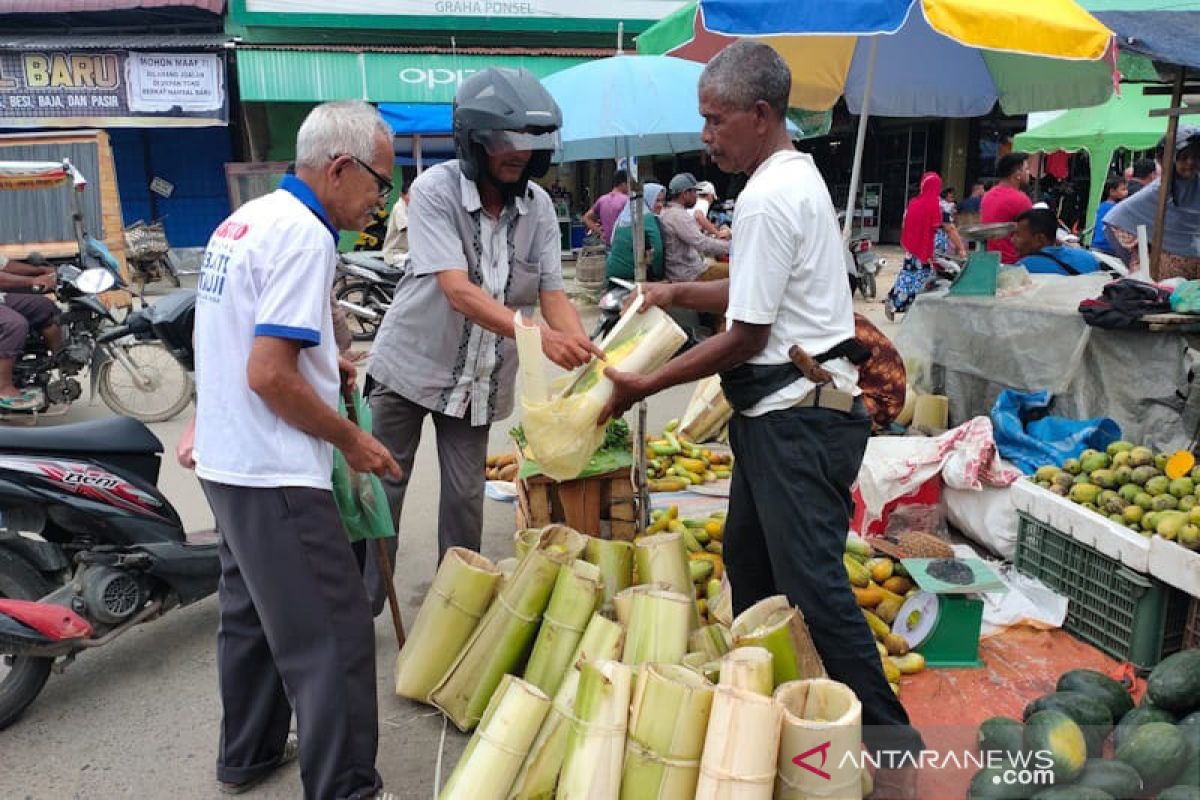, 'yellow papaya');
882,657,901,684
844,554,871,588
866,557,895,584
882,576,914,595
862,608,890,640
853,584,886,608
676,456,708,474
875,598,903,625
891,653,926,675
883,633,910,656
